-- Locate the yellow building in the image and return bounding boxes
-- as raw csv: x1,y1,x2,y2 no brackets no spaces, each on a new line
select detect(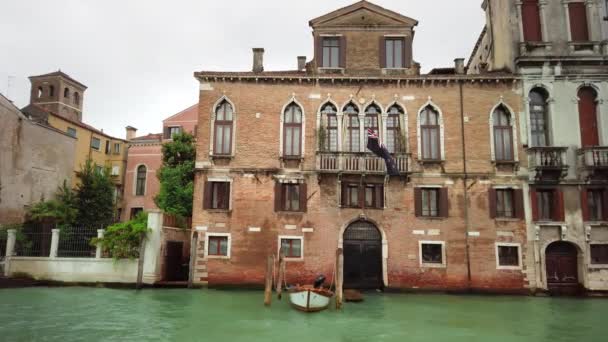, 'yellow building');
22,71,127,218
